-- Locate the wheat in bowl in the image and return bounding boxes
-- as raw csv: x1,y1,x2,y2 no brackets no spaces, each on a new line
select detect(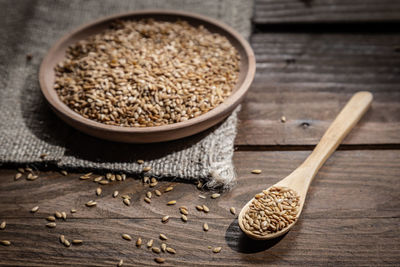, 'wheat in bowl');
40,11,255,143
54,19,240,127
